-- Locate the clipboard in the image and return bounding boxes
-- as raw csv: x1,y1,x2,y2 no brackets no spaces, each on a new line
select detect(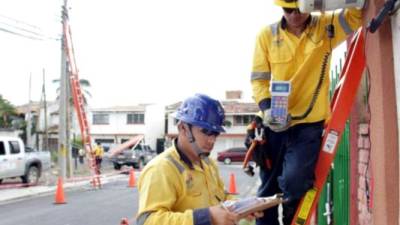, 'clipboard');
222,194,285,219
